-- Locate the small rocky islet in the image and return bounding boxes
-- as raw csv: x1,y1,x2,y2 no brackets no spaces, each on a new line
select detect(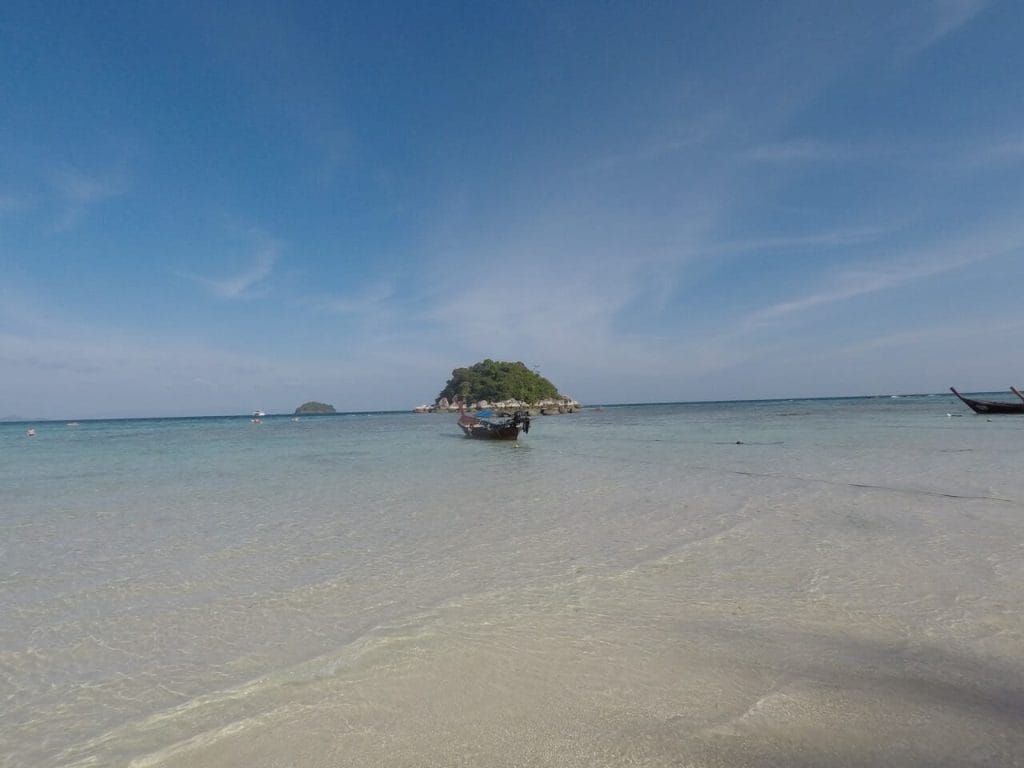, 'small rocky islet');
413,360,581,415
293,401,337,415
